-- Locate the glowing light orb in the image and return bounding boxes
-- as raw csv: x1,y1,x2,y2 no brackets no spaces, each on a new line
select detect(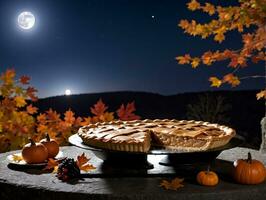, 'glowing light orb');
65,89,71,96
18,11,35,30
